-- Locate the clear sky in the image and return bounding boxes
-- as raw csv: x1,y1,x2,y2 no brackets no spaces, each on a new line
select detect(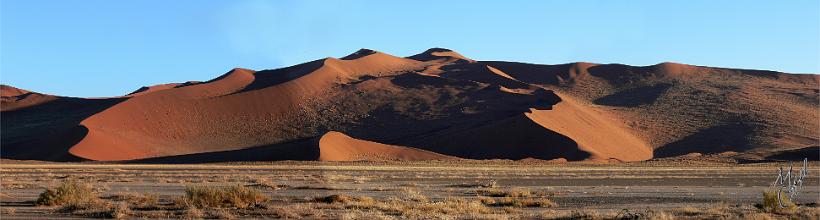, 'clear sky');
2,0,818,97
